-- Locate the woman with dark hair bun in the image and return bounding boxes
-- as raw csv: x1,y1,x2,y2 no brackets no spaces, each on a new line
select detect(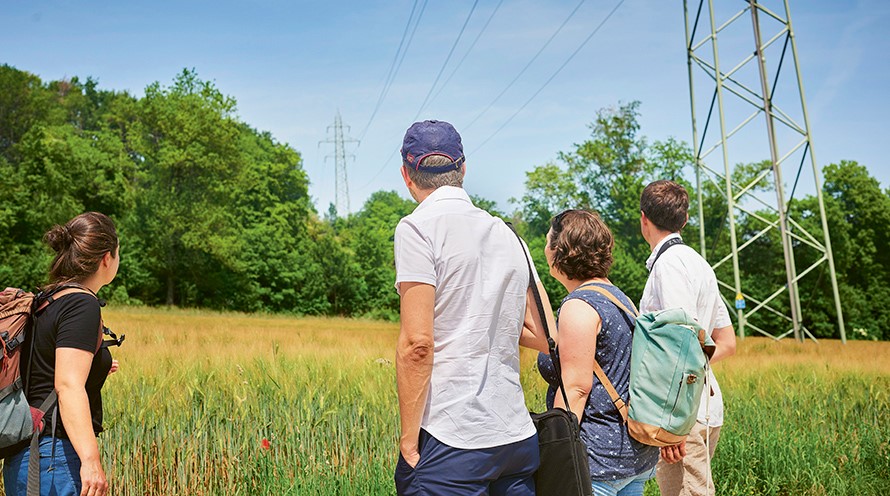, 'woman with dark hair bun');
3,212,120,496
537,210,659,496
